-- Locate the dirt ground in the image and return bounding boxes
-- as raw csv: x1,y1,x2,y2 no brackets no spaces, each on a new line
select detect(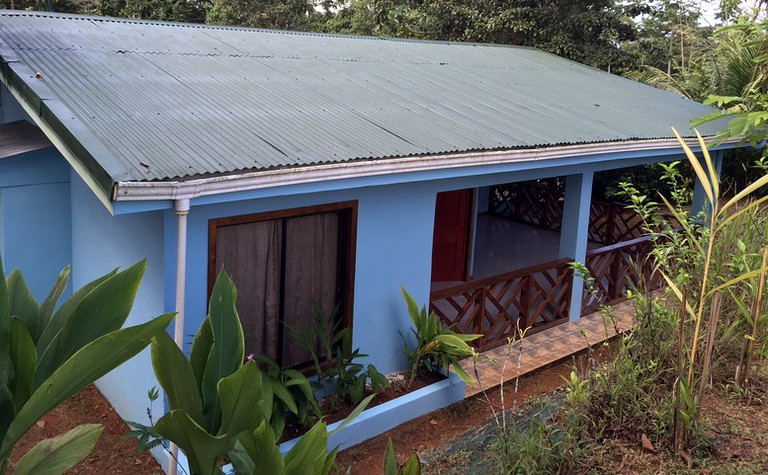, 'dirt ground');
8,354,583,475
10,385,162,475
334,363,574,474
12,343,767,475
